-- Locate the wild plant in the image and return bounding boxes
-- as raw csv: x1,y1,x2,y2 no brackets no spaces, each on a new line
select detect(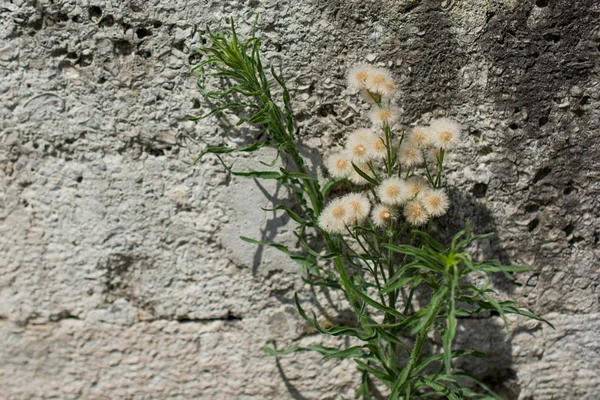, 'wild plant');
190,20,549,399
